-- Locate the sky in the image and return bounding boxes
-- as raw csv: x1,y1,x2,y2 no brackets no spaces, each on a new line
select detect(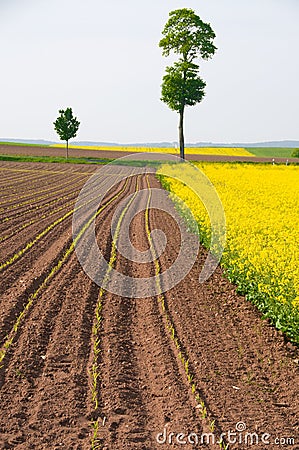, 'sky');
0,0,298,144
